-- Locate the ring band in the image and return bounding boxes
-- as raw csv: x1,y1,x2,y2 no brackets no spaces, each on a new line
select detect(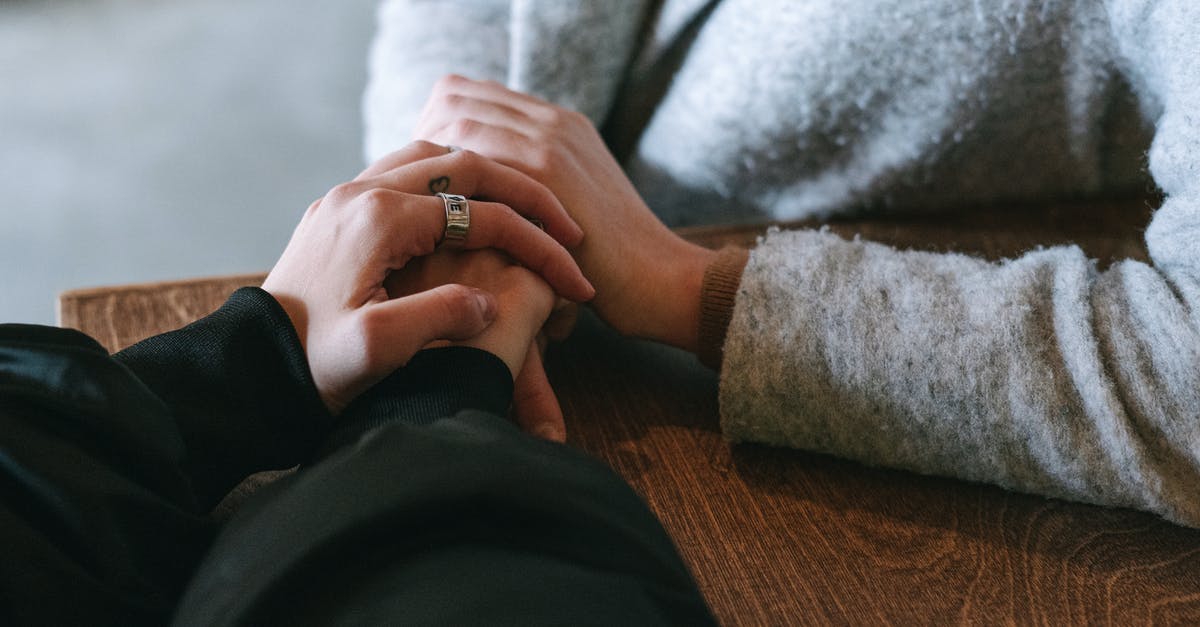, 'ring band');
437,192,470,245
